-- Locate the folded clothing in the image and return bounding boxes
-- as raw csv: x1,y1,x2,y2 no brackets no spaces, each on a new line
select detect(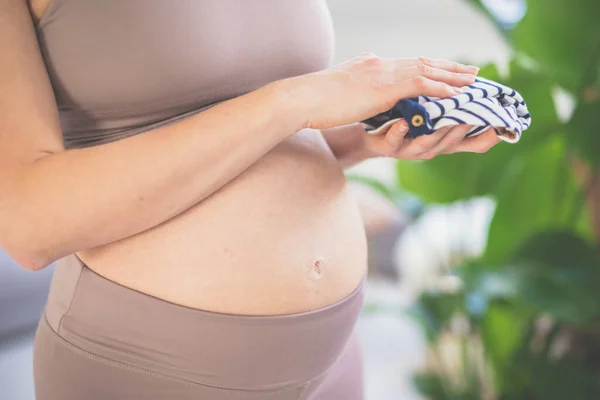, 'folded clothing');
362,77,531,143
